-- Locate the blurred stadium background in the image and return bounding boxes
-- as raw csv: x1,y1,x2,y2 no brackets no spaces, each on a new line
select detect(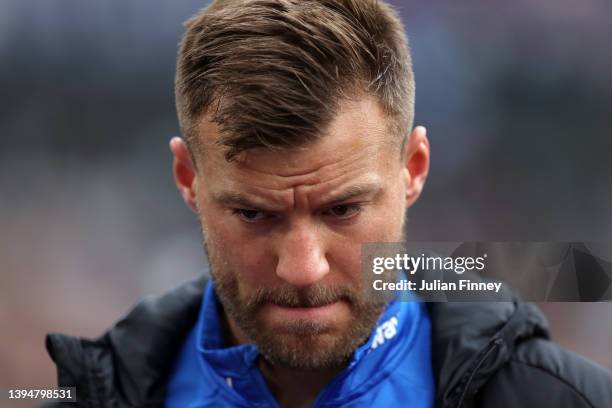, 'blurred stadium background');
1,0,611,401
